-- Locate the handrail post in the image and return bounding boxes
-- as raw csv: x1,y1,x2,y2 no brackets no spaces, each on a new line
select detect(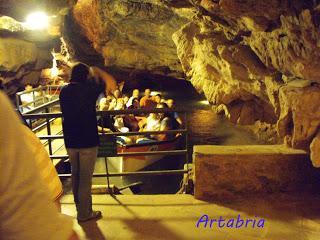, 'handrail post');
45,107,53,156
15,94,20,110
185,111,189,164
